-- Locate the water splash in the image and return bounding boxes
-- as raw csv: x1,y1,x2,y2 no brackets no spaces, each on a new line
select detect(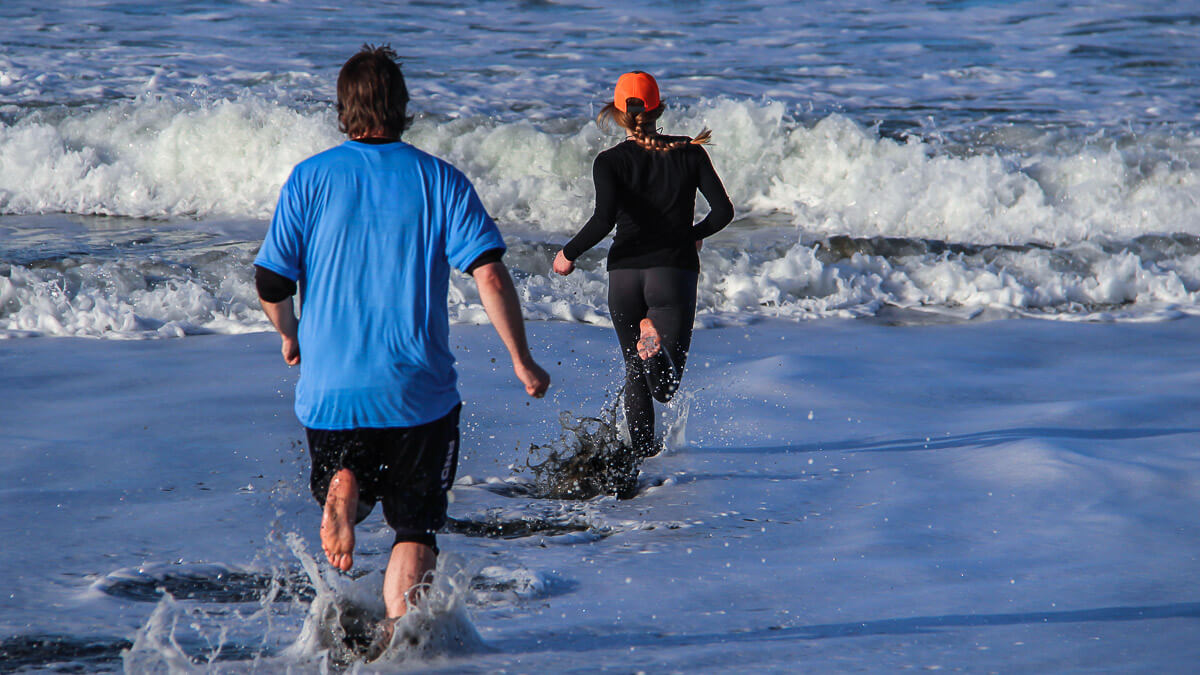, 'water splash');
282,533,488,669
122,594,200,672
663,385,696,453
523,398,646,500
120,591,269,672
